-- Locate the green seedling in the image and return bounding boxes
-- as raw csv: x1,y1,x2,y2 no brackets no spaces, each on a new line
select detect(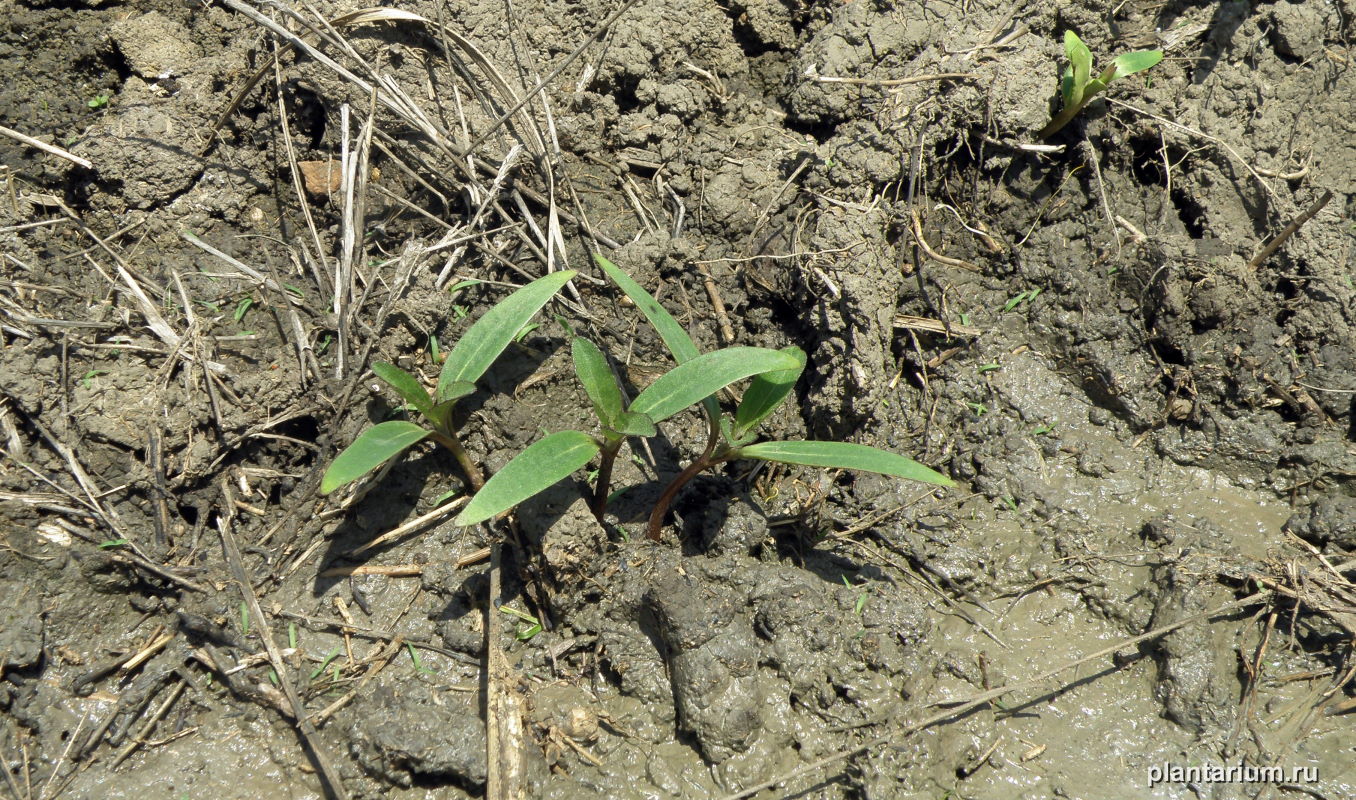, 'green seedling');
407,642,436,674
98,538,128,549
456,255,954,540
500,606,543,641
1036,31,1162,139
81,369,109,389
1002,287,1041,312
87,93,110,109
233,296,254,322
455,340,801,527
320,270,576,496
309,646,342,681
977,362,1001,374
